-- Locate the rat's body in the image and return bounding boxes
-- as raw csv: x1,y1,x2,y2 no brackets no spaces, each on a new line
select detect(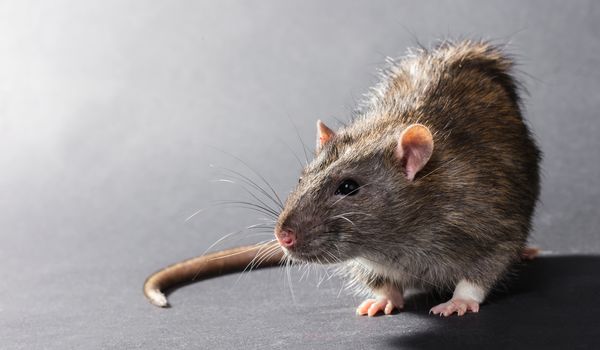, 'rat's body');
144,40,540,316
